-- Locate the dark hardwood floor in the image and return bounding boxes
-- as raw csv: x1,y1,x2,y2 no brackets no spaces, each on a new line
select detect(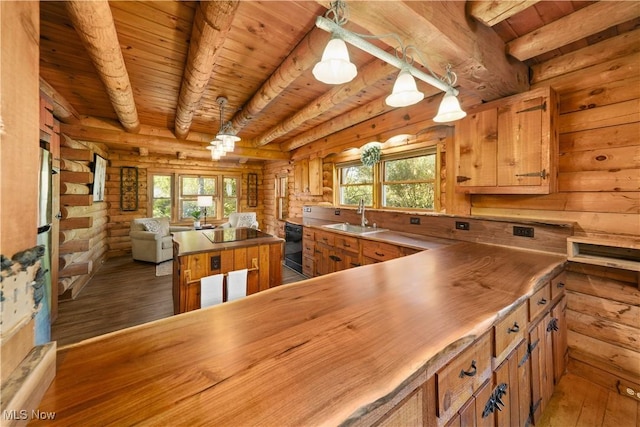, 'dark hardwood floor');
52,256,306,347
52,258,638,425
